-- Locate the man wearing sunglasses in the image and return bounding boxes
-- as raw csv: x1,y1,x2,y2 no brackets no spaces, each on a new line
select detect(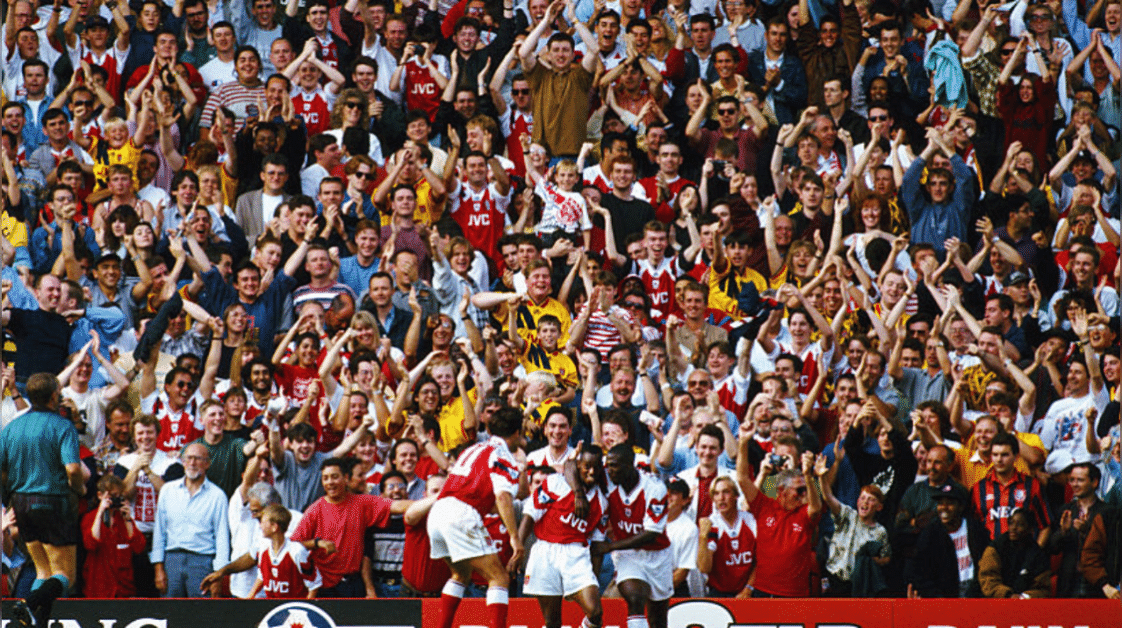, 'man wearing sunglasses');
736,433,822,597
